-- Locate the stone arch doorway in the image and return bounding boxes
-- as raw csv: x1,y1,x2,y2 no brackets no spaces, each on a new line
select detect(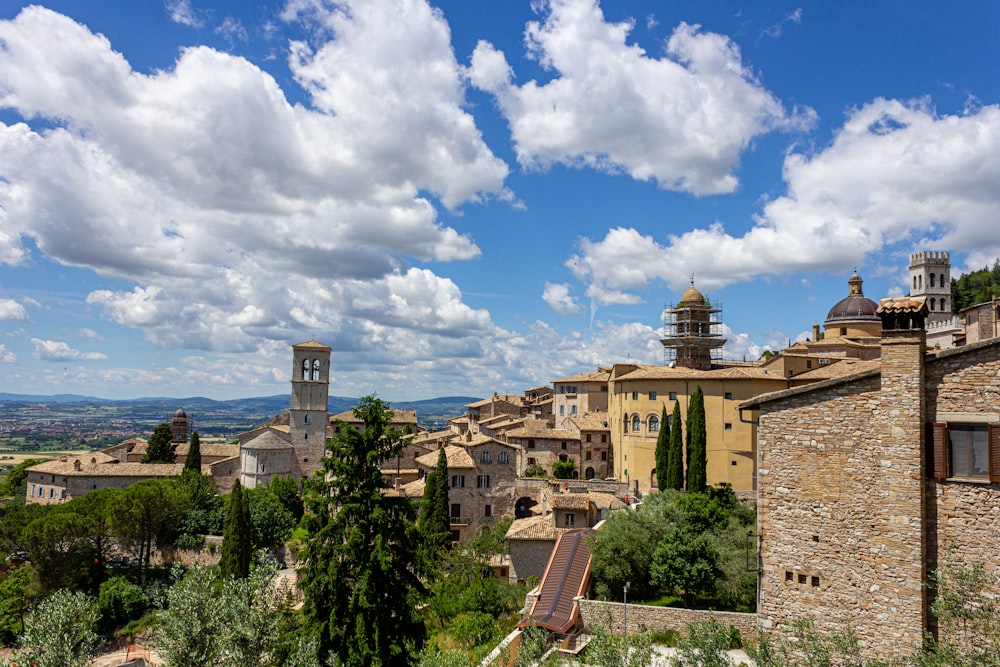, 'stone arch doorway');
514,496,538,519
